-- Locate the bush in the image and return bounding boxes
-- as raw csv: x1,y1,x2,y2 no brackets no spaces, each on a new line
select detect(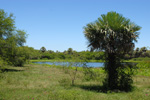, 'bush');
0,57,7,73
83,67,104,82
58,78,71,87
103,63,135,91
136,62,150,68
41,52,55,59
9,47,29,67
118,64,134,91
13,56,26,66
83,67,97,81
